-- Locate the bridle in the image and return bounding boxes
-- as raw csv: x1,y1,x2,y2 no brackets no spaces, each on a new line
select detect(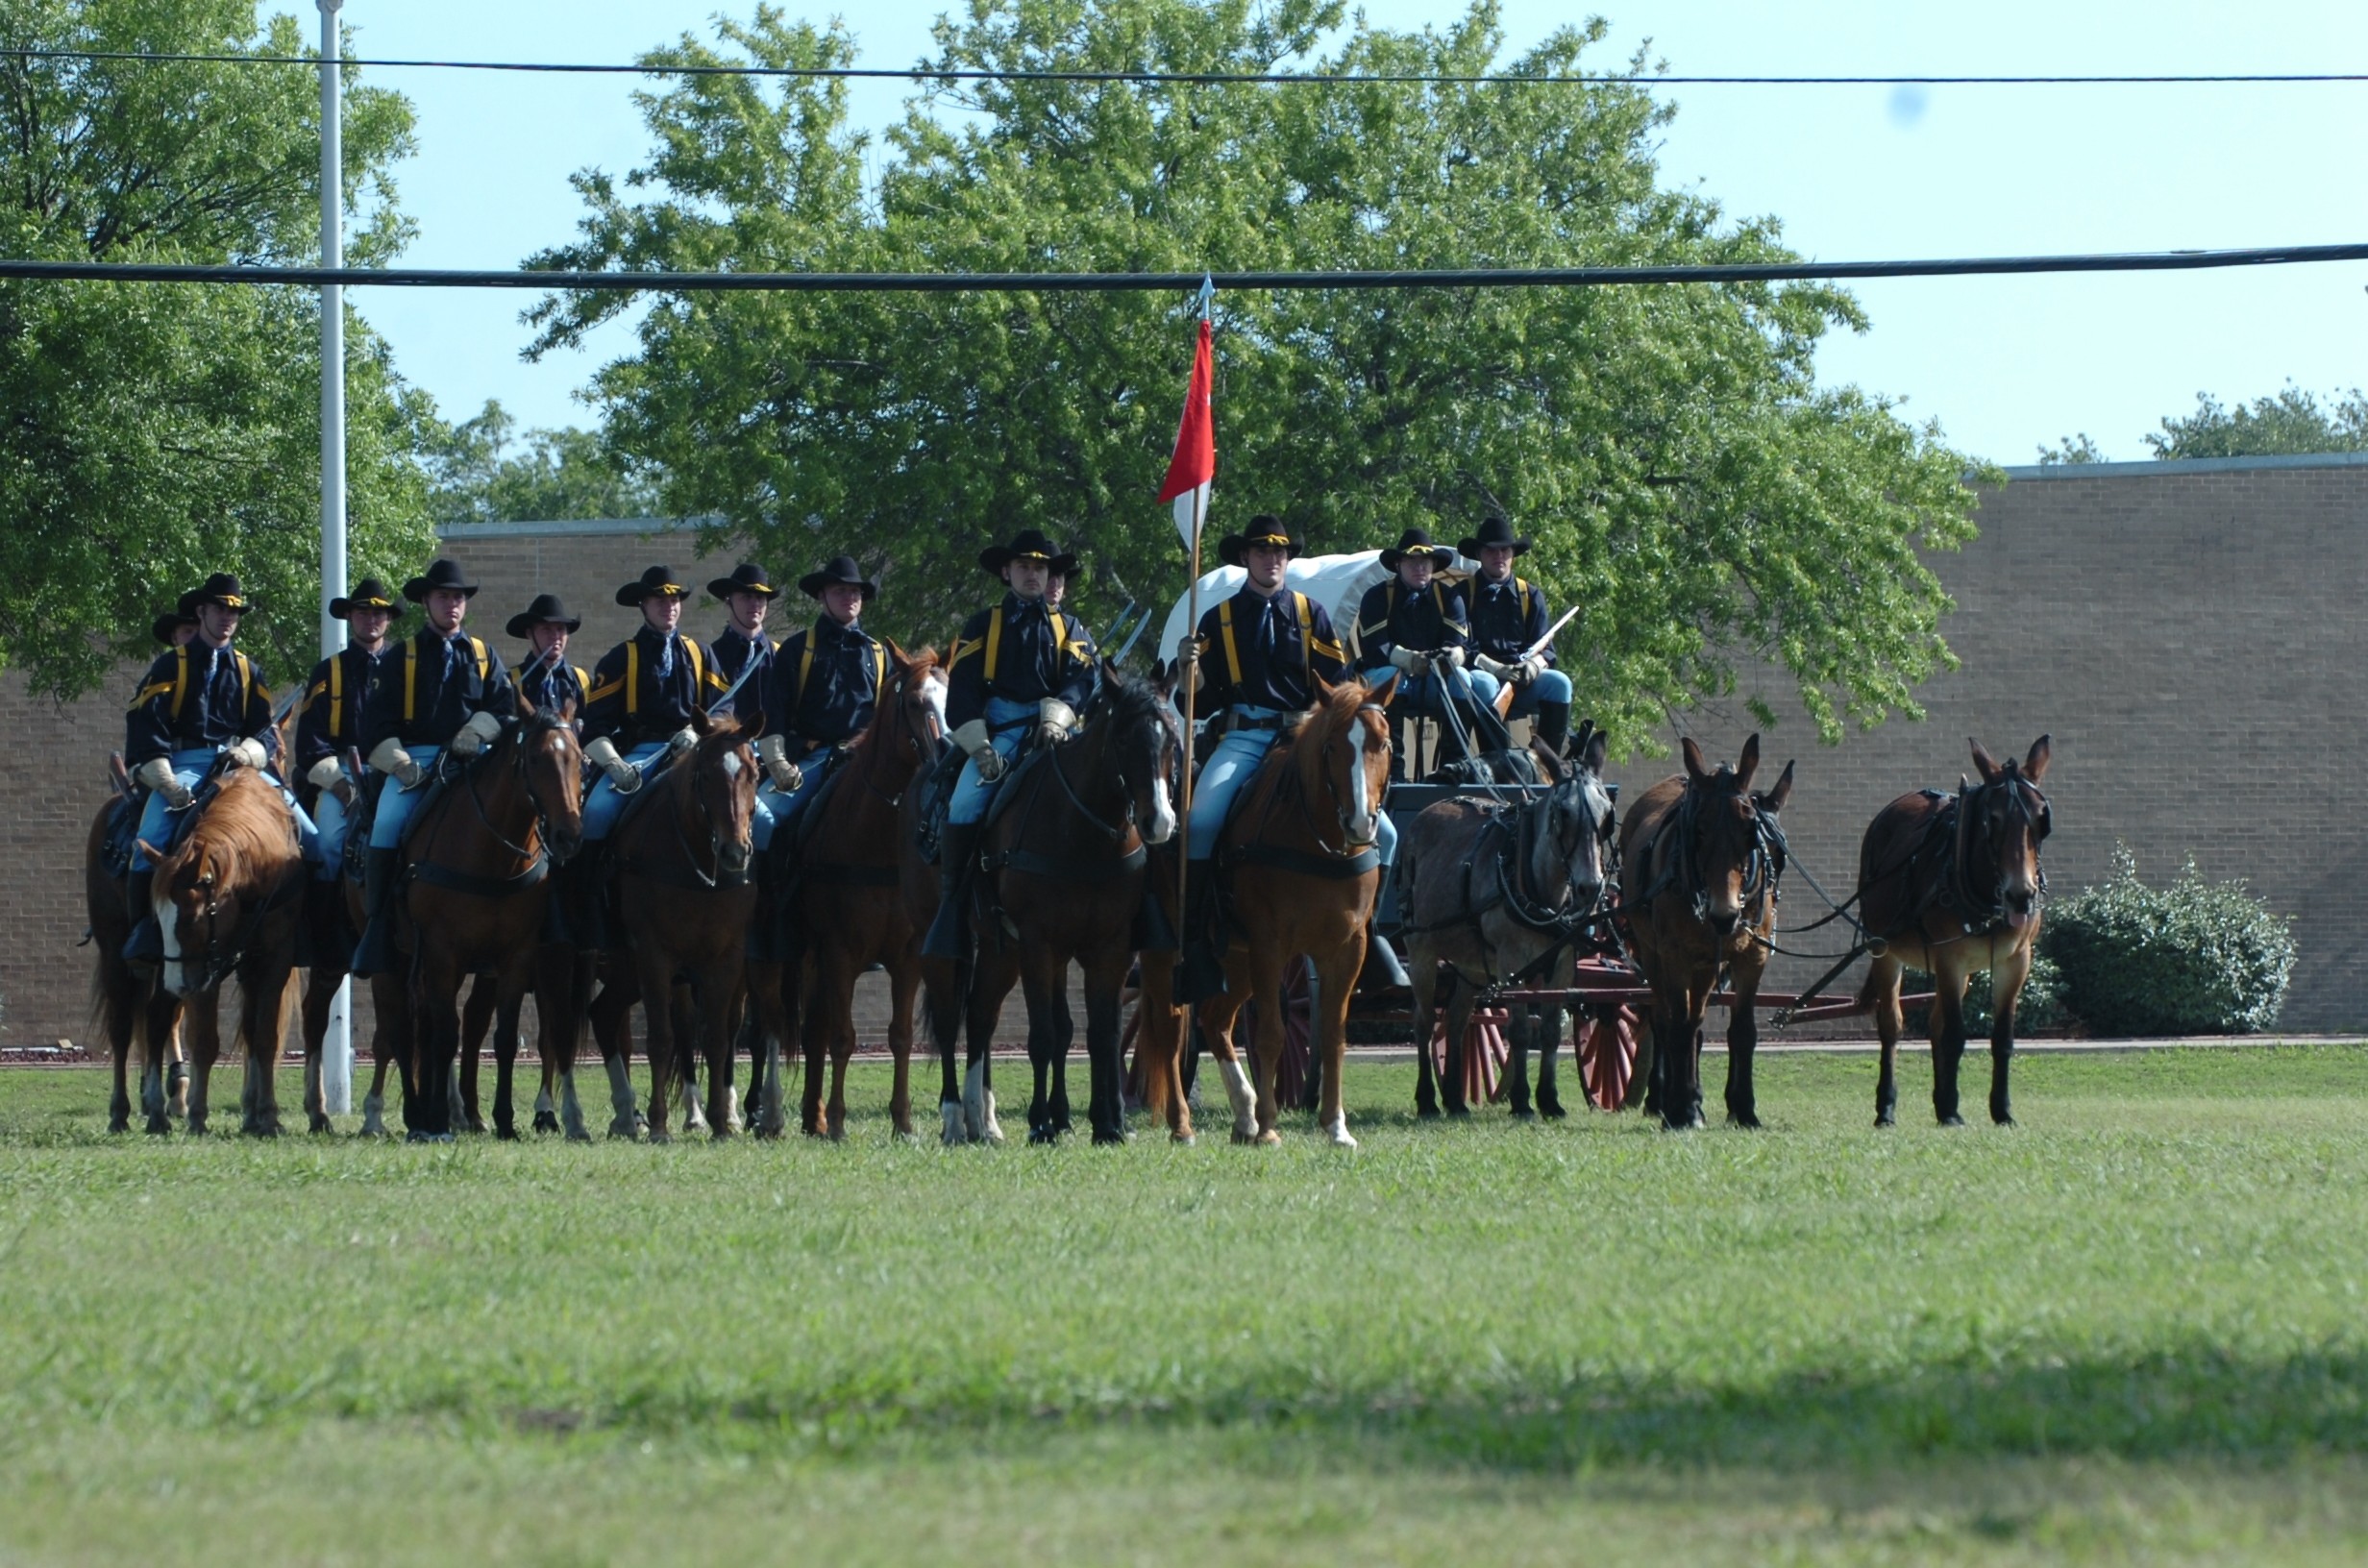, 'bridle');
675,735,756,890
1305,700,1389,855
1045,687,1174,845
1635,771,1784,927
461,711,580,868
1944,769,2051,929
